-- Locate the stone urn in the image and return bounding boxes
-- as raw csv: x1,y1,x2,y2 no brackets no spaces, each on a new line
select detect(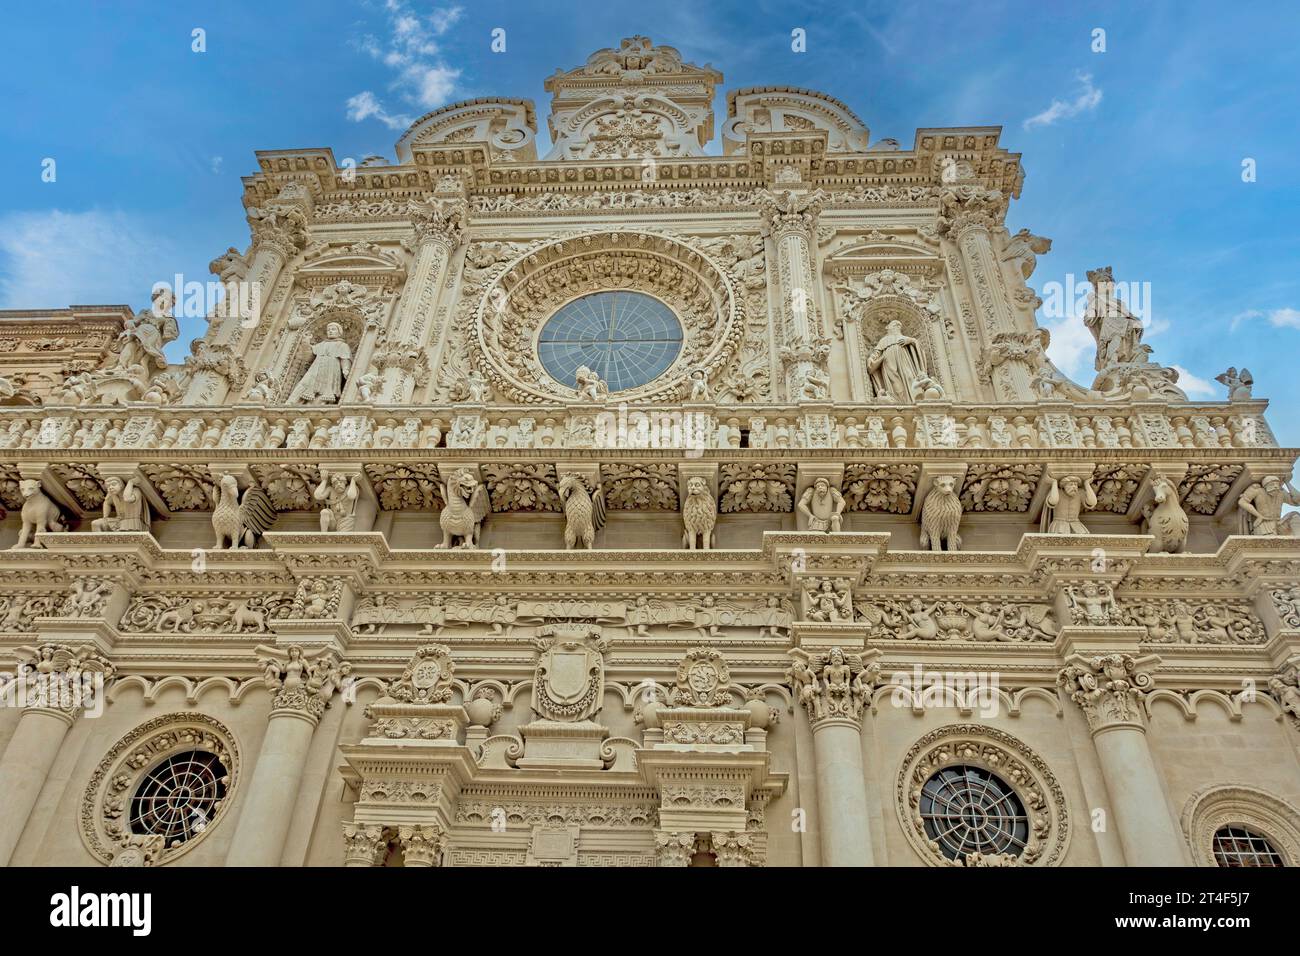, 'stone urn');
465,695,496,727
